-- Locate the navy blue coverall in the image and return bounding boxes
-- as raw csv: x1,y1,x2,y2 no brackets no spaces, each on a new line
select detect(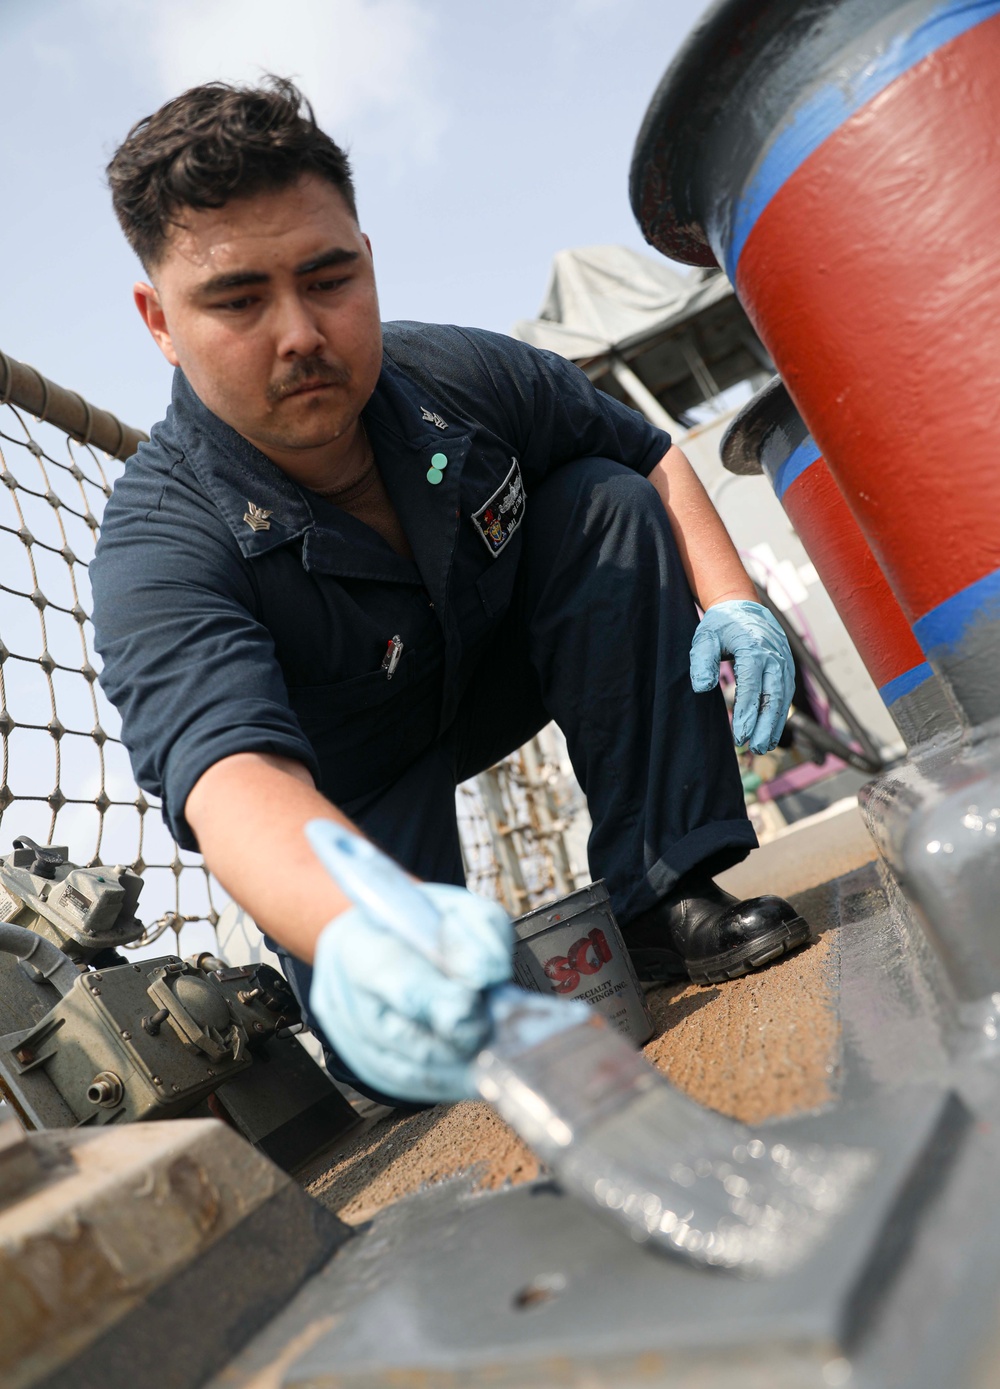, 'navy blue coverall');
91,322,756,1097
